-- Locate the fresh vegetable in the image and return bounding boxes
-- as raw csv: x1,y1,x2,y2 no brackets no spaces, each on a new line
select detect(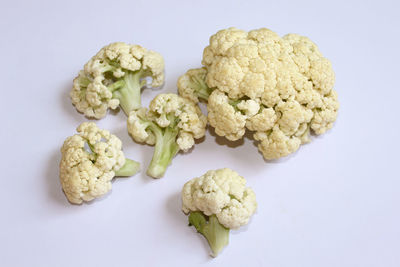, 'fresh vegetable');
71,42,164,119
59,122,140,204
188,212,229,257
177,67,212,103
177,27,339,159
182,168,257,256
127,93,207,178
